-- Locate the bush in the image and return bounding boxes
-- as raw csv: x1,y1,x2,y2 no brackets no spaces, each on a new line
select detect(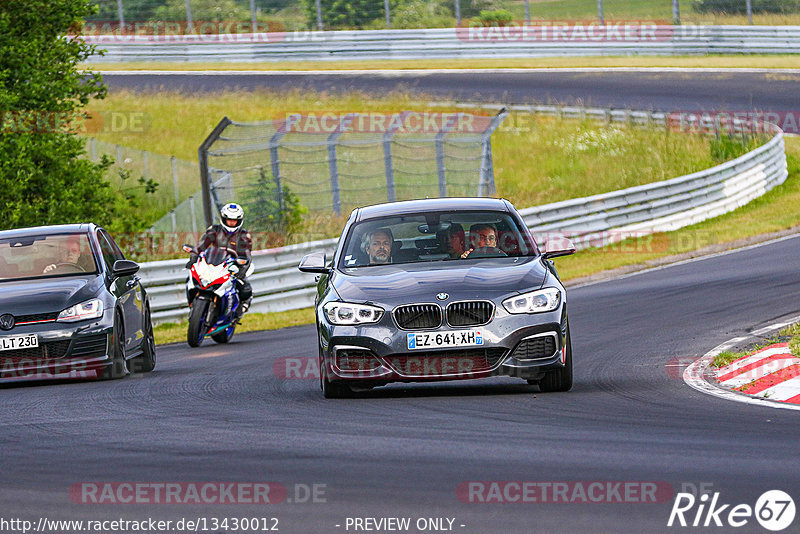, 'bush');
240,168,308,242
477,8,514,26
693,0,800,14
385,0,453,29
